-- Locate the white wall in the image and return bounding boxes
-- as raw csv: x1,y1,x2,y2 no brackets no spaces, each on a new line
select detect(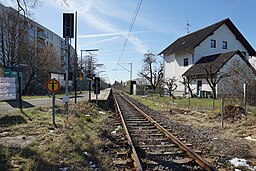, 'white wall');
195,24,248,63
163,23,251,97
190,79,211,95
164,51,194,95
164,53,175,79
249,56,256,70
